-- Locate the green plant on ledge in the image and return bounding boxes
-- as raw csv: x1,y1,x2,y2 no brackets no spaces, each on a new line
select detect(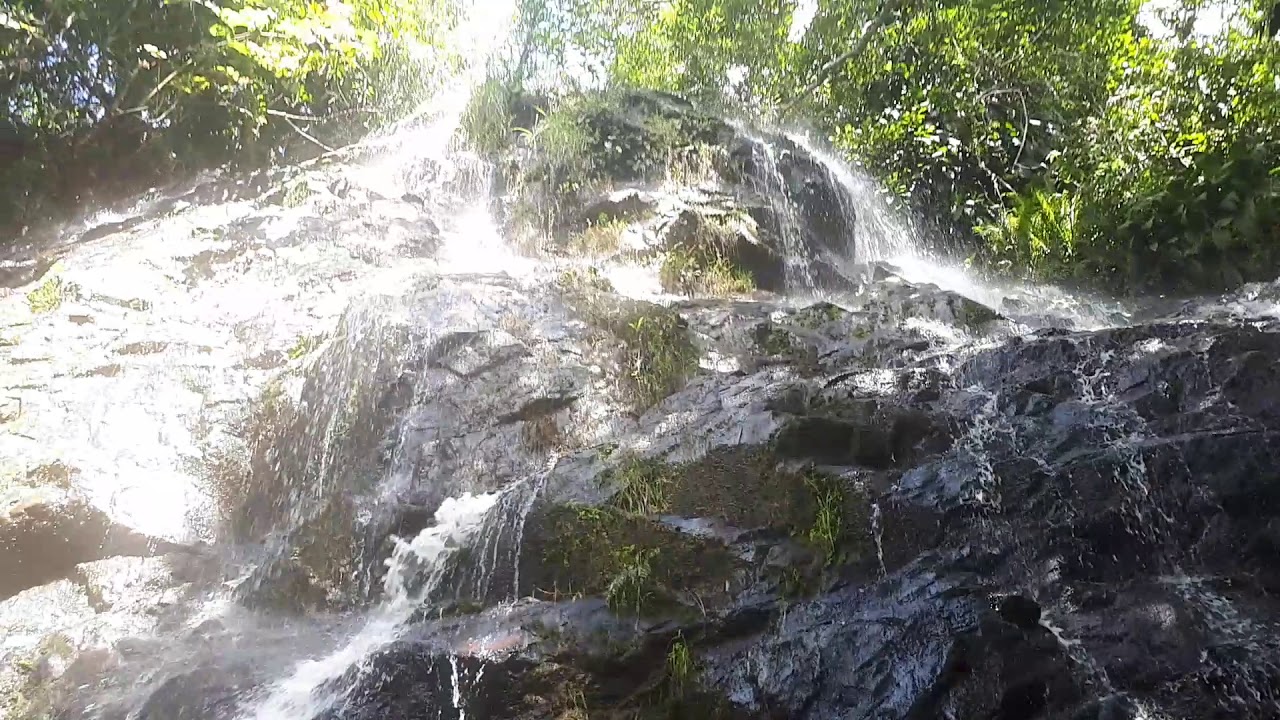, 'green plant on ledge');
605,544,658,616
665,633,697,700
609,456,673,516
26,275,71,314
659,245,754,297
804,472,846,567
618,309,699,409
